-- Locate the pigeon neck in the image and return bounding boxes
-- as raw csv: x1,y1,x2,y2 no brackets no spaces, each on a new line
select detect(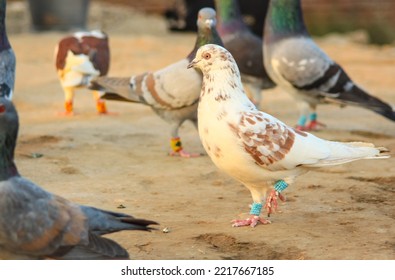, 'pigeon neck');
266,0,308,41
215,0,247,34
0,133,19,181
0,105,19,181
187,25,223,62
0,0,11,52
202,62,244,101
